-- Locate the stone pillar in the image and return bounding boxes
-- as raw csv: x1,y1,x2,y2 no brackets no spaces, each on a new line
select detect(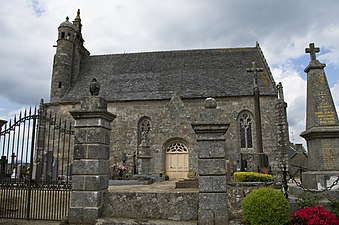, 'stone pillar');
192,98,229,225
275,82,290,177
69,96,116,224
300,43,339,190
